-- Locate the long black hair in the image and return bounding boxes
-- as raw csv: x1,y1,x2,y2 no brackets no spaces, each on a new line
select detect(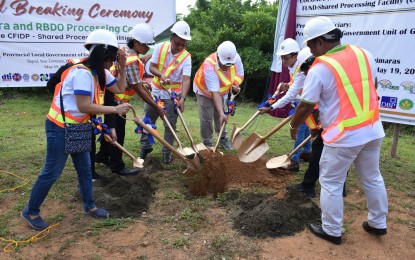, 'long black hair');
82,44,118,90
